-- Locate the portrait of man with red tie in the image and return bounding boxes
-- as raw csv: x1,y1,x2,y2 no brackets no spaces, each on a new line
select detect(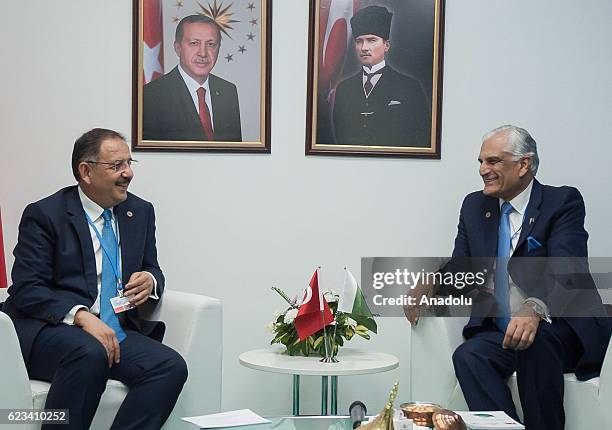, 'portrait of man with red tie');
142,15,242,142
